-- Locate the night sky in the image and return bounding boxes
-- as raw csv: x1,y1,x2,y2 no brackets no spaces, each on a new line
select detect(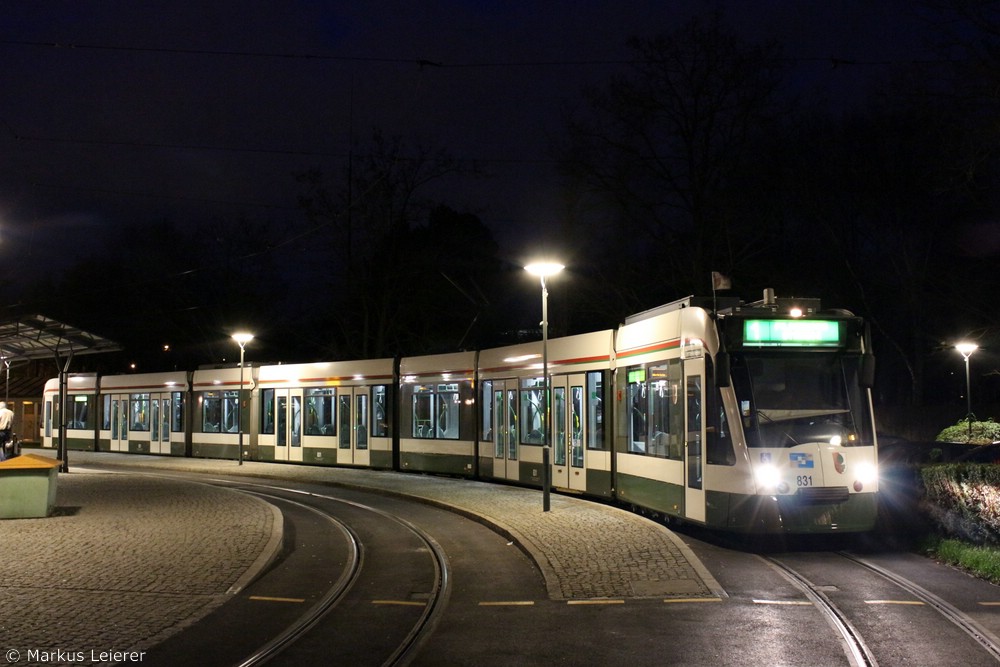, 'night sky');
1,1,930,294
